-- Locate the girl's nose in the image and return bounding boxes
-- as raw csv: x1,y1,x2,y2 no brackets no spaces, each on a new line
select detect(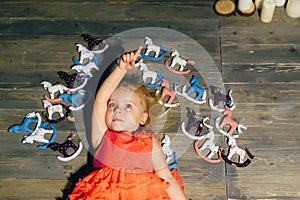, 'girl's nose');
113,106,121,114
